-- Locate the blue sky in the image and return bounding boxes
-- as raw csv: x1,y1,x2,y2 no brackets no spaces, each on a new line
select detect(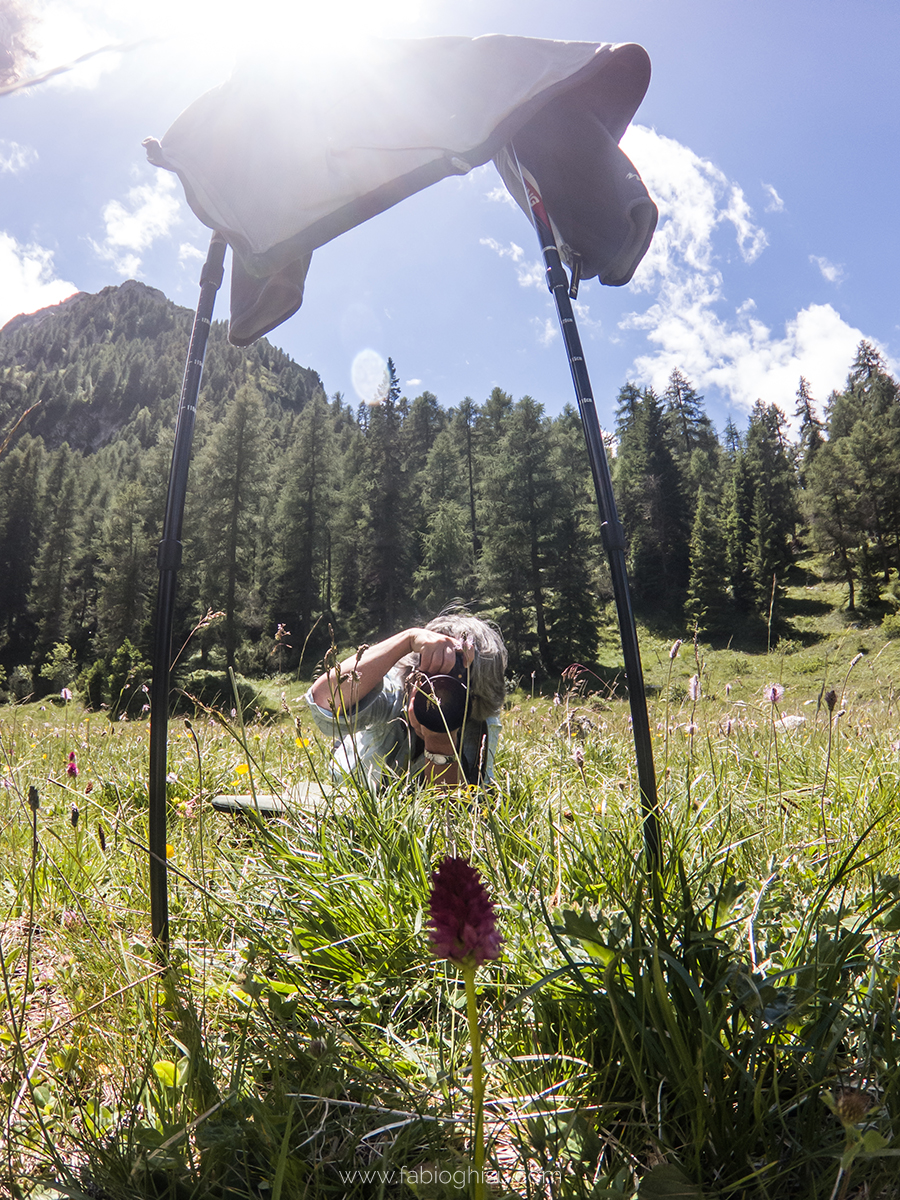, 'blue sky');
2,0,899,437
